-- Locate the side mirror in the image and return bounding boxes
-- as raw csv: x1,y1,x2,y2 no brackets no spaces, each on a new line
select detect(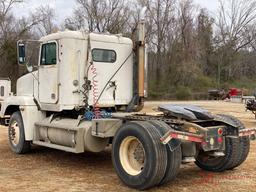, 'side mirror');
17,40,37,73
17,42,26,65
26,62,33,73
